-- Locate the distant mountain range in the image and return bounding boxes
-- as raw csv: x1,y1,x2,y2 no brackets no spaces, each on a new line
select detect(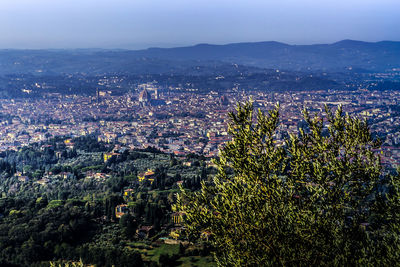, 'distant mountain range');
134,40,400,72
0,40,399,75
